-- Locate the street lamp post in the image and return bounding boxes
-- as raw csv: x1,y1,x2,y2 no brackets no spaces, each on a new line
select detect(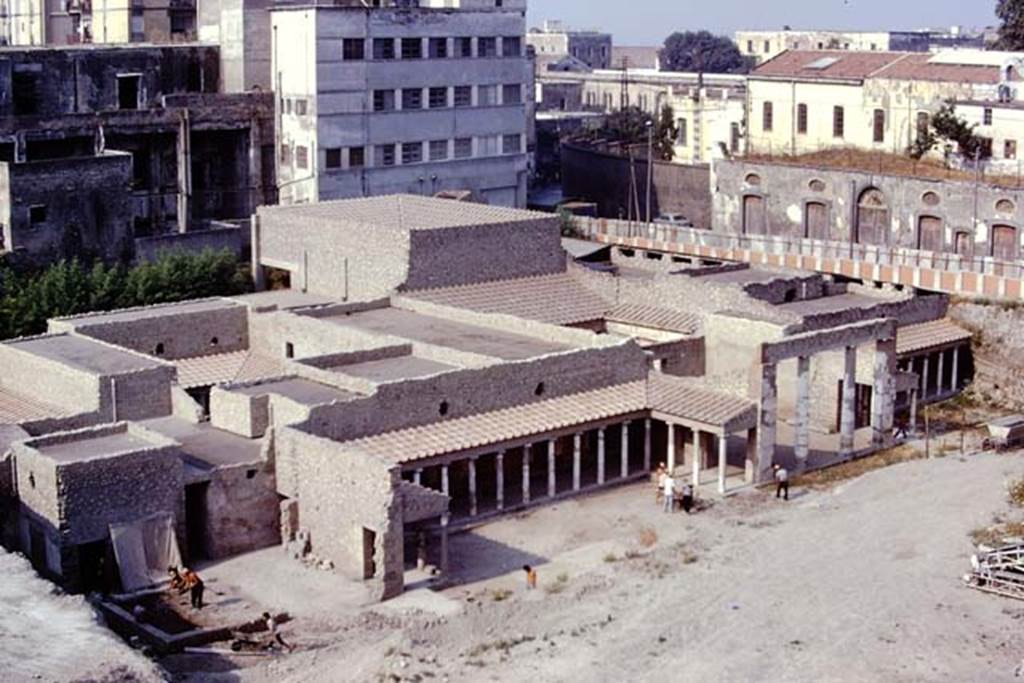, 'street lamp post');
646,119,654,228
